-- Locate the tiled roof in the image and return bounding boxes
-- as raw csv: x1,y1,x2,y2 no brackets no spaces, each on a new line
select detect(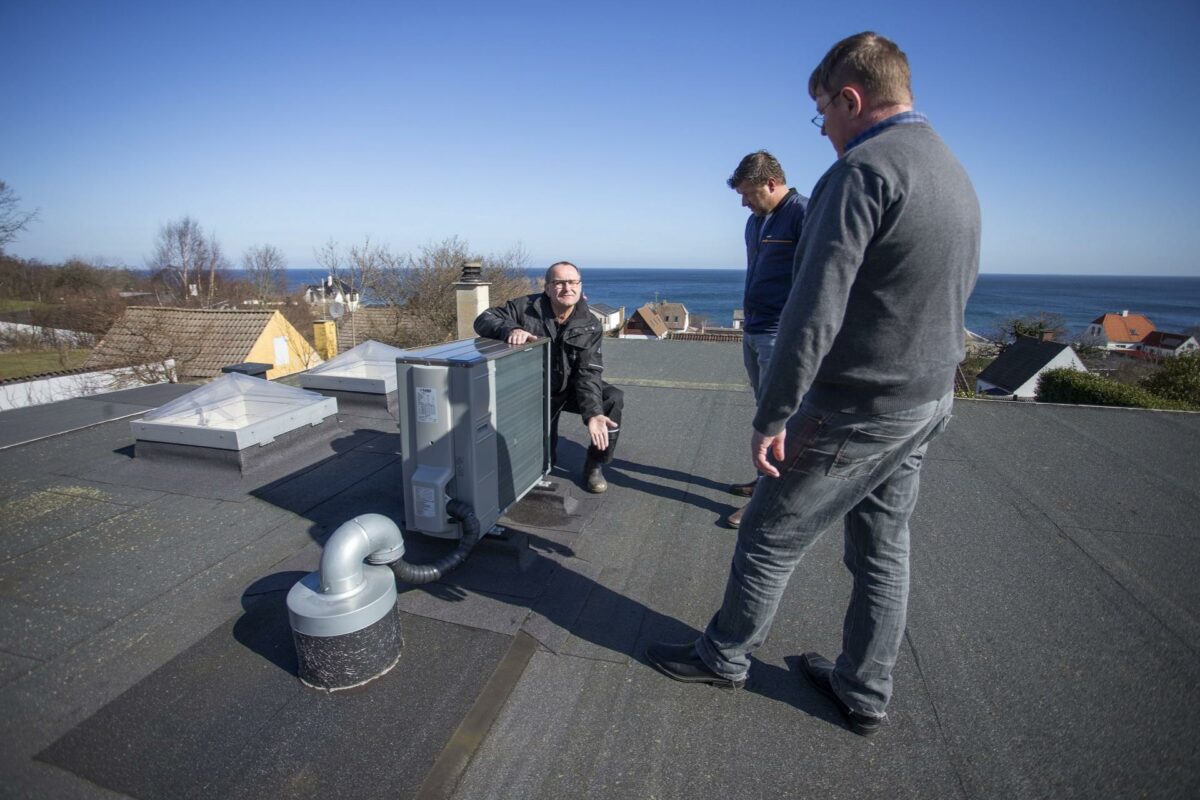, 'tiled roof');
84,307,277,378
1092,312,1156,343
336,307,426,350
589,303,619,316
976,337,1072,392
626,304,668,338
